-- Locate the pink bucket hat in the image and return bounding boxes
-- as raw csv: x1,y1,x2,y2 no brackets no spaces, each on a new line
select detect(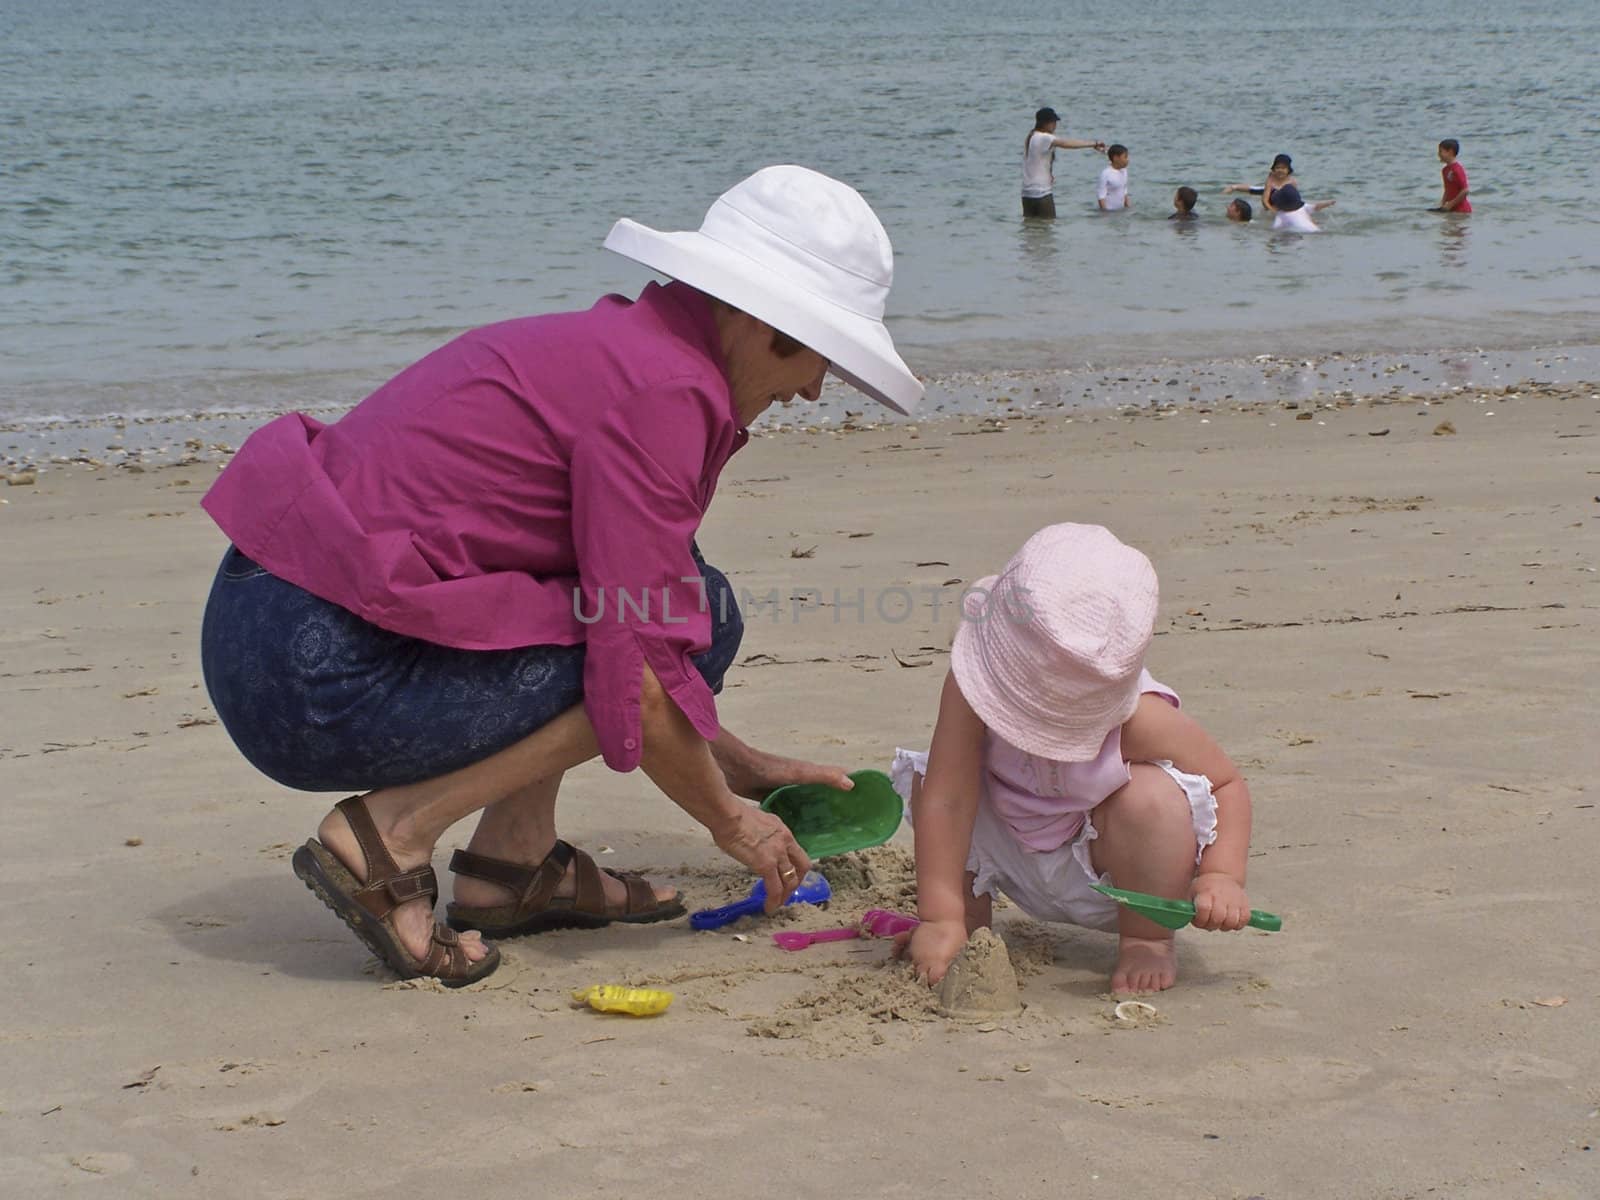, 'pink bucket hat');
950,524,1159,761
